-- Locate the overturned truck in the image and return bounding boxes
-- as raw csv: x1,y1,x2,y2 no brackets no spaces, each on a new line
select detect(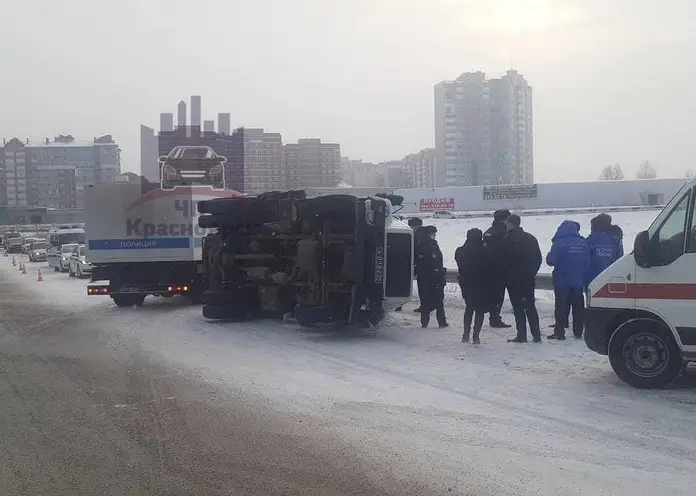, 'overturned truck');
197,190,413,328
